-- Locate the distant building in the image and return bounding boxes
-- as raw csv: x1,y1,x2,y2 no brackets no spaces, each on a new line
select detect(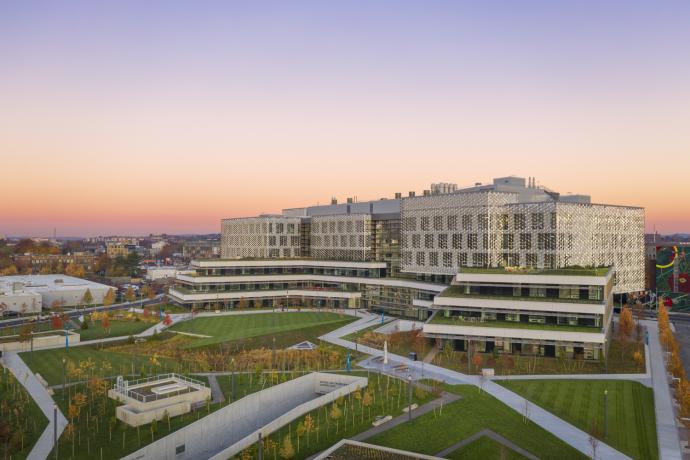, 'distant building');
182,241,220,260
107,243,137,259
151,241,168,256
0,274,112,313
144,266,189,281
13,253,97,273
